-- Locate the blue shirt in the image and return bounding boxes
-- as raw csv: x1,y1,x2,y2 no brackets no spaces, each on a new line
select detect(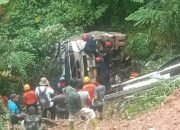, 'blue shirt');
8,100,20,114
